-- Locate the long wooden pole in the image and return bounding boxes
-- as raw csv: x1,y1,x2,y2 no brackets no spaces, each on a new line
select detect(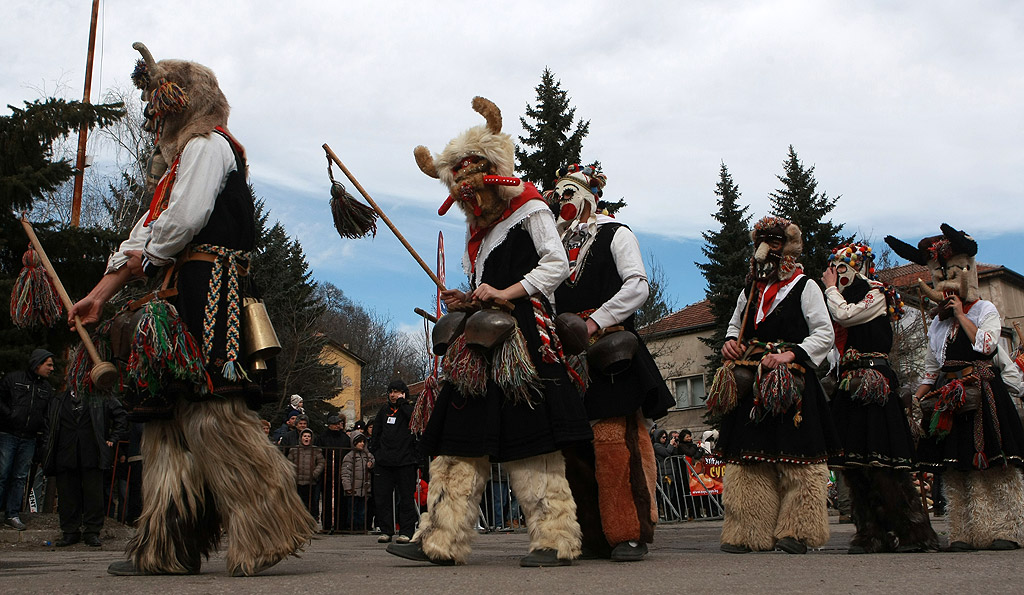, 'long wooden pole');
20,218,117,388
322,143,446,291
71,0,101,227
